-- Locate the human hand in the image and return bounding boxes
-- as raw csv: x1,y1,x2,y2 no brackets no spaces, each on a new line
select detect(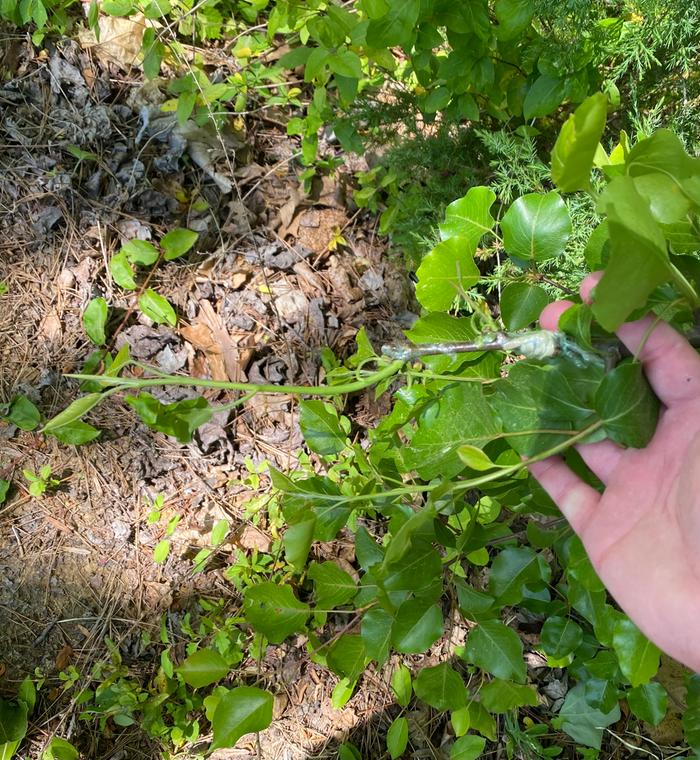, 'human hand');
530,273,700,672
